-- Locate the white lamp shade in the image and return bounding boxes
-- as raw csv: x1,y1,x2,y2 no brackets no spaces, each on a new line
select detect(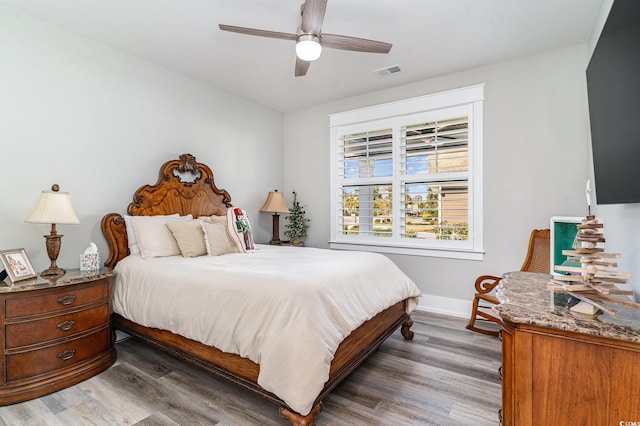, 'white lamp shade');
260,191,290,214
26,190,80,224
296,35,322,61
